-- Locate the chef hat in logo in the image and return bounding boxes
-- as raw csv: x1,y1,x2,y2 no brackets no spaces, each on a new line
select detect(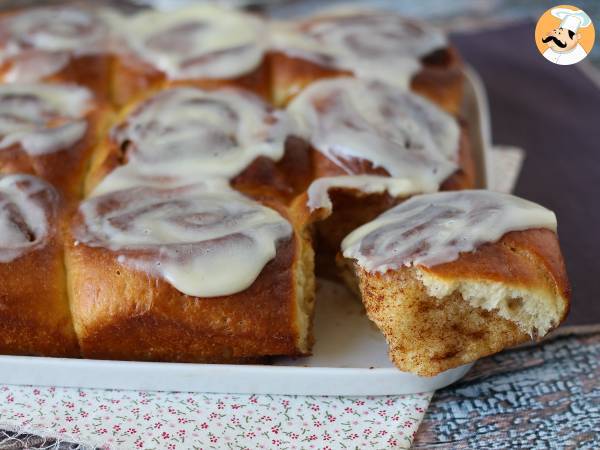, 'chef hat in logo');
551,8,592,33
